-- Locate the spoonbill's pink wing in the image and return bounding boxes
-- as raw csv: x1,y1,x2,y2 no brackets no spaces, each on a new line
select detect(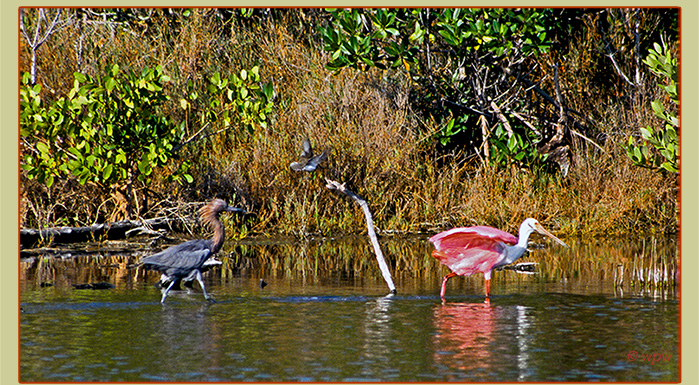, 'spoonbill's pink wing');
429,226,518,275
